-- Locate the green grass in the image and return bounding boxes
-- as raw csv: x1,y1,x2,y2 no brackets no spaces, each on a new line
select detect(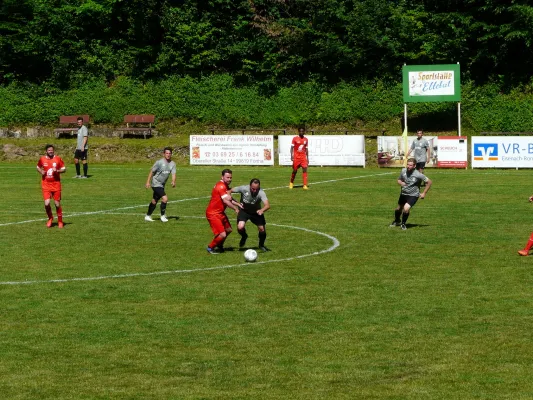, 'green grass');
1,164,533,399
